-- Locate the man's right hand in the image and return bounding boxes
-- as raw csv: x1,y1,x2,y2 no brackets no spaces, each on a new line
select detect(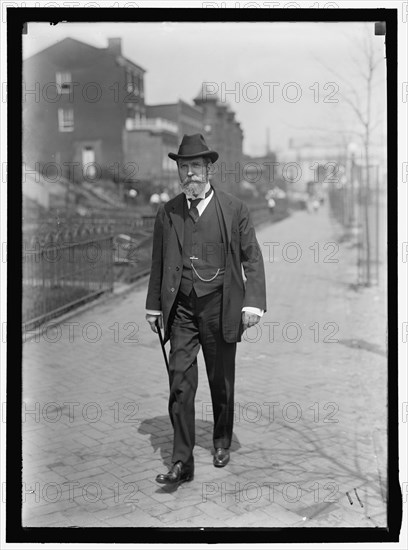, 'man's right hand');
146,314,163,333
